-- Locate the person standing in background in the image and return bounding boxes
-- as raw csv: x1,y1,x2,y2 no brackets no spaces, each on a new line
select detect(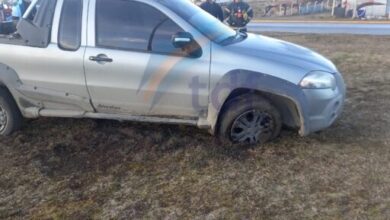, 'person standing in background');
10,0,23,32
225,0,254,31
0,1,12,22
0,1,15,34
200,0,224,22
11,0,23,20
